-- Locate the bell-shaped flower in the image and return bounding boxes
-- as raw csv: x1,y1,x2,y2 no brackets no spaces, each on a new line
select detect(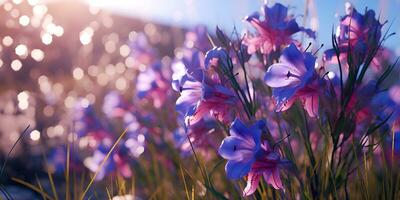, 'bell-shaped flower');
174,48,238,125
243,147,291,196
324,3,383,66
218,119,263,179
264,43,321,117
244,3,315,55
219,119,290,196
191,83,237,124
